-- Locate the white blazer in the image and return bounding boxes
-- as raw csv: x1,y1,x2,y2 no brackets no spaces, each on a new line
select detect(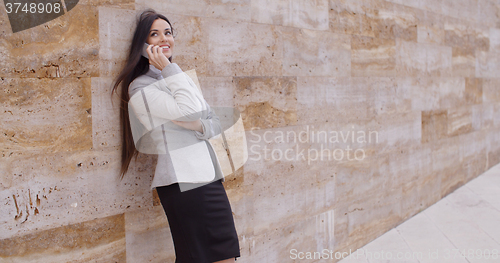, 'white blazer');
128,63,225,191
